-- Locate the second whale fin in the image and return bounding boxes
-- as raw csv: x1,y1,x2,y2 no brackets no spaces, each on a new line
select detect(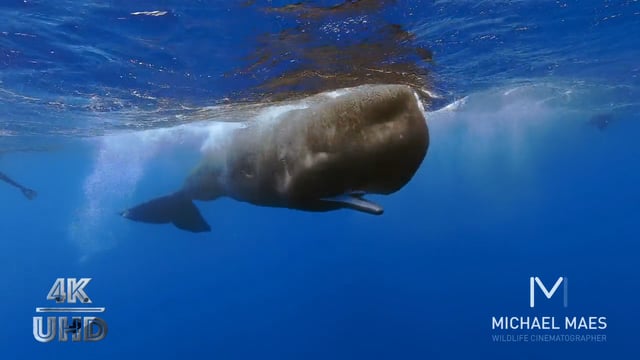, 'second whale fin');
120,192,211,233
